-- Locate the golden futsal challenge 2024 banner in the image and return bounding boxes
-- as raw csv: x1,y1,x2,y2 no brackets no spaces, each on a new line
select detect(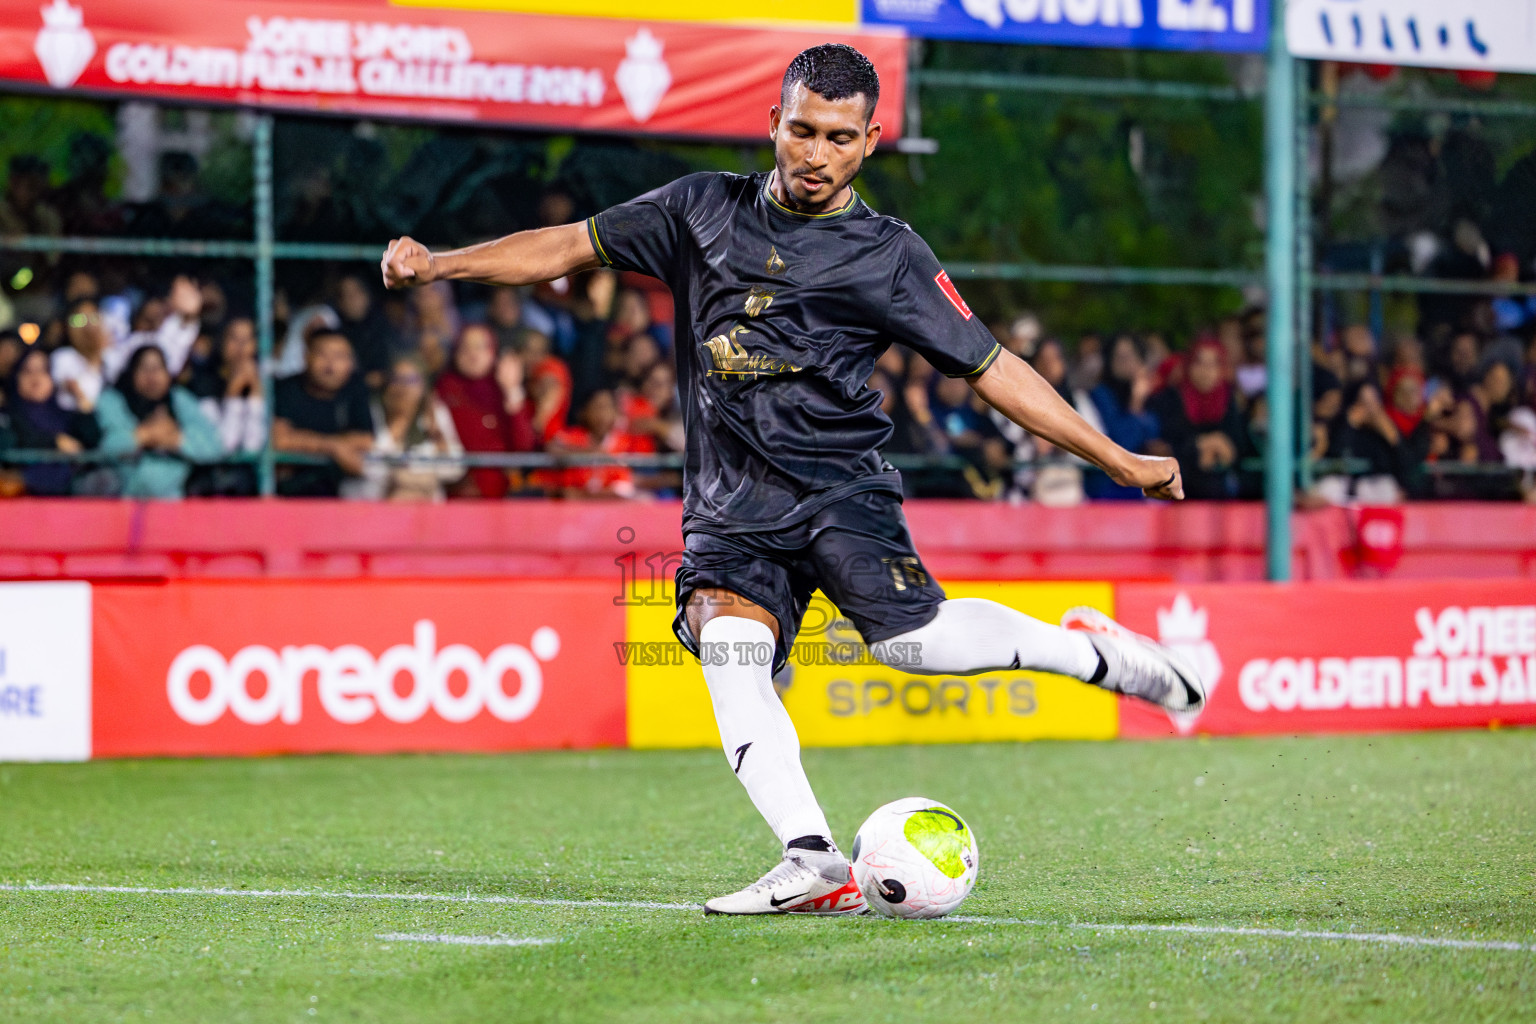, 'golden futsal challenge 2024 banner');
8,0,907,139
